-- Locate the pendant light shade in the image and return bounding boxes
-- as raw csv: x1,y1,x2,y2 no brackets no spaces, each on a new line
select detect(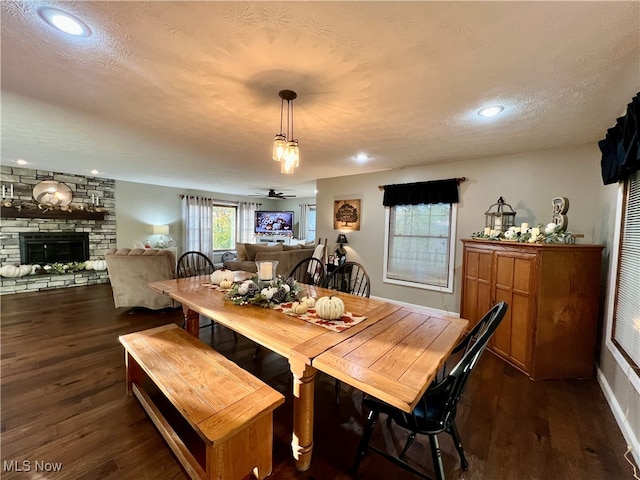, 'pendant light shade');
272,134,287,162
273,90,299,174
